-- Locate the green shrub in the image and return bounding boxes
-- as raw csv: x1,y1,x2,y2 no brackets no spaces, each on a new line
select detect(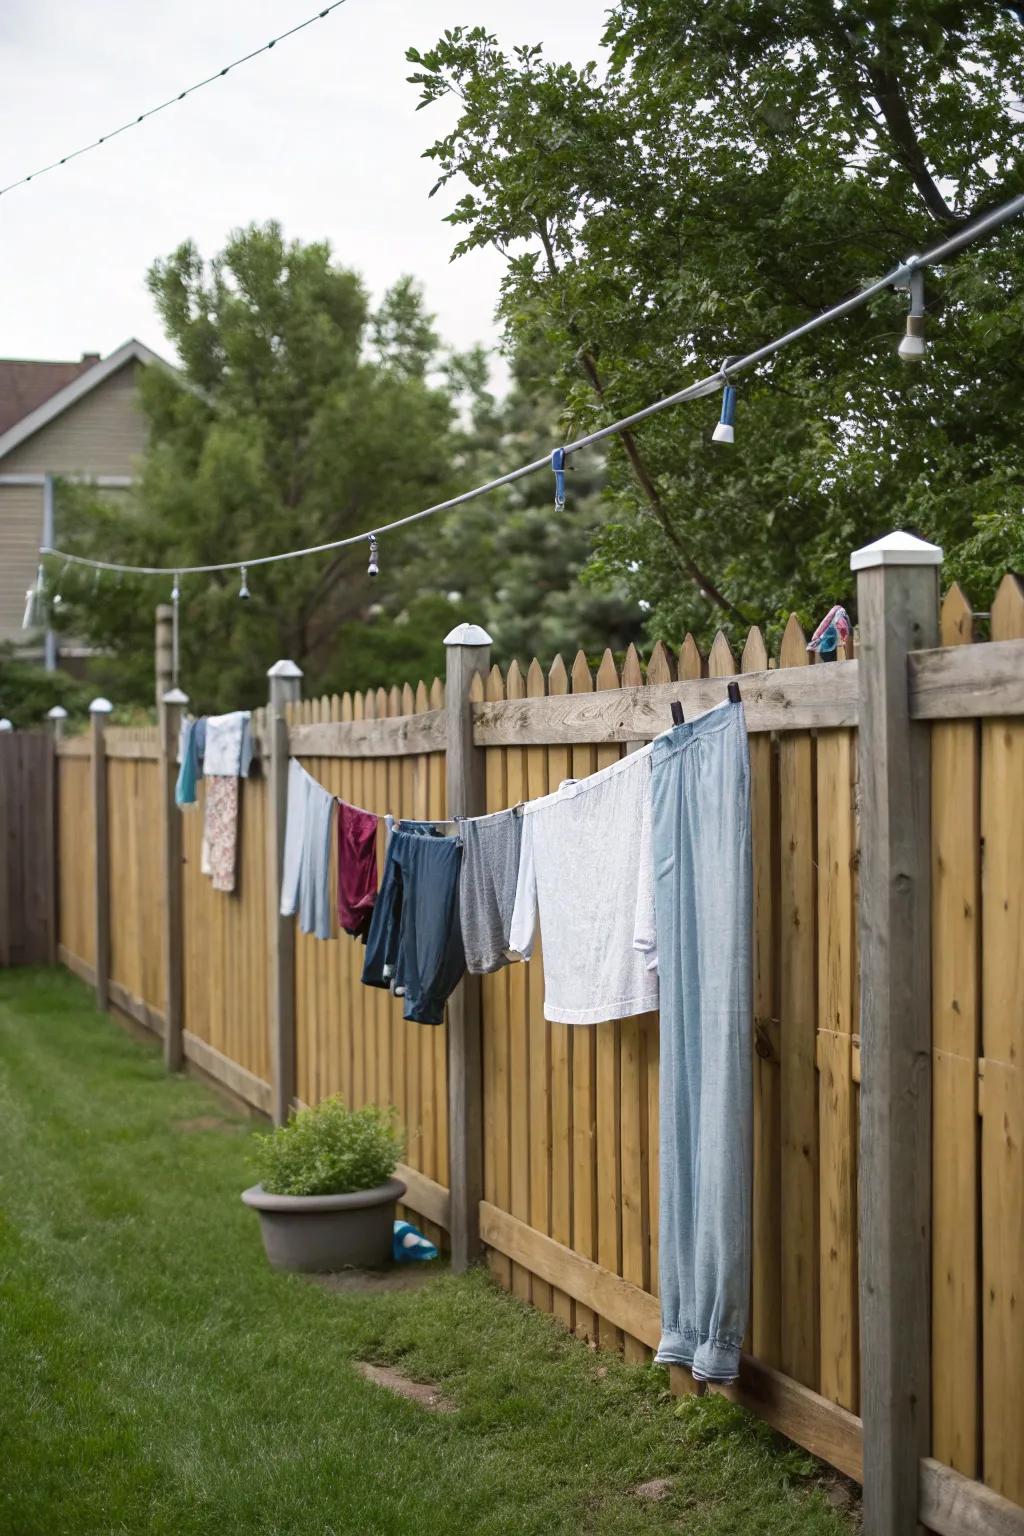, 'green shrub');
251,1099,404,1197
